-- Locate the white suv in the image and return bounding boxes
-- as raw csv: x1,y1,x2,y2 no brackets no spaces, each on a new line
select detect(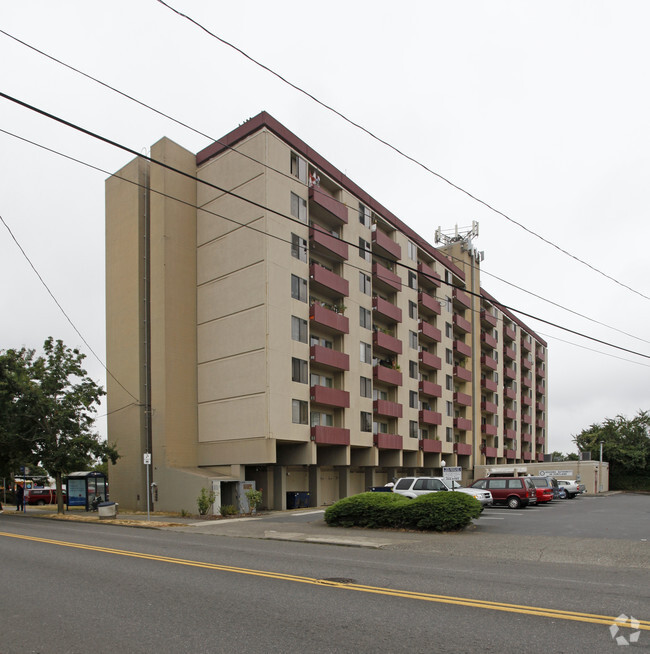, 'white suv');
392,477,492,508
